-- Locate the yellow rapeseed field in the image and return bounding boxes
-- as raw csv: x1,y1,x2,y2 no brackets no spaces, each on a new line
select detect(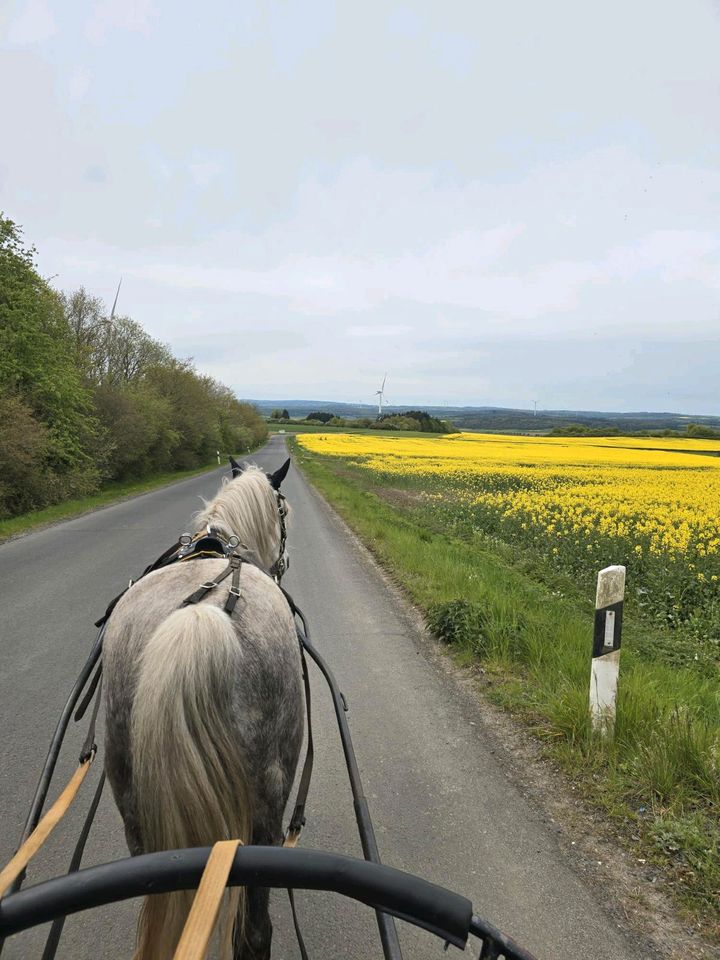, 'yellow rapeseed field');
298,430,720,919
297,431,720,576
